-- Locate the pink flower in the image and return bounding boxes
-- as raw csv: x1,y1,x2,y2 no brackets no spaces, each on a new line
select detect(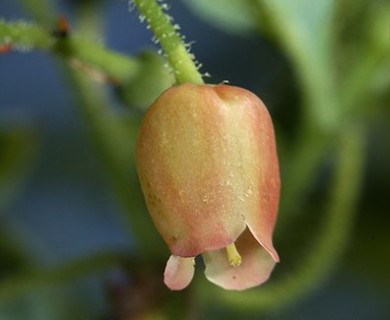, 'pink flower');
136,83,280,290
